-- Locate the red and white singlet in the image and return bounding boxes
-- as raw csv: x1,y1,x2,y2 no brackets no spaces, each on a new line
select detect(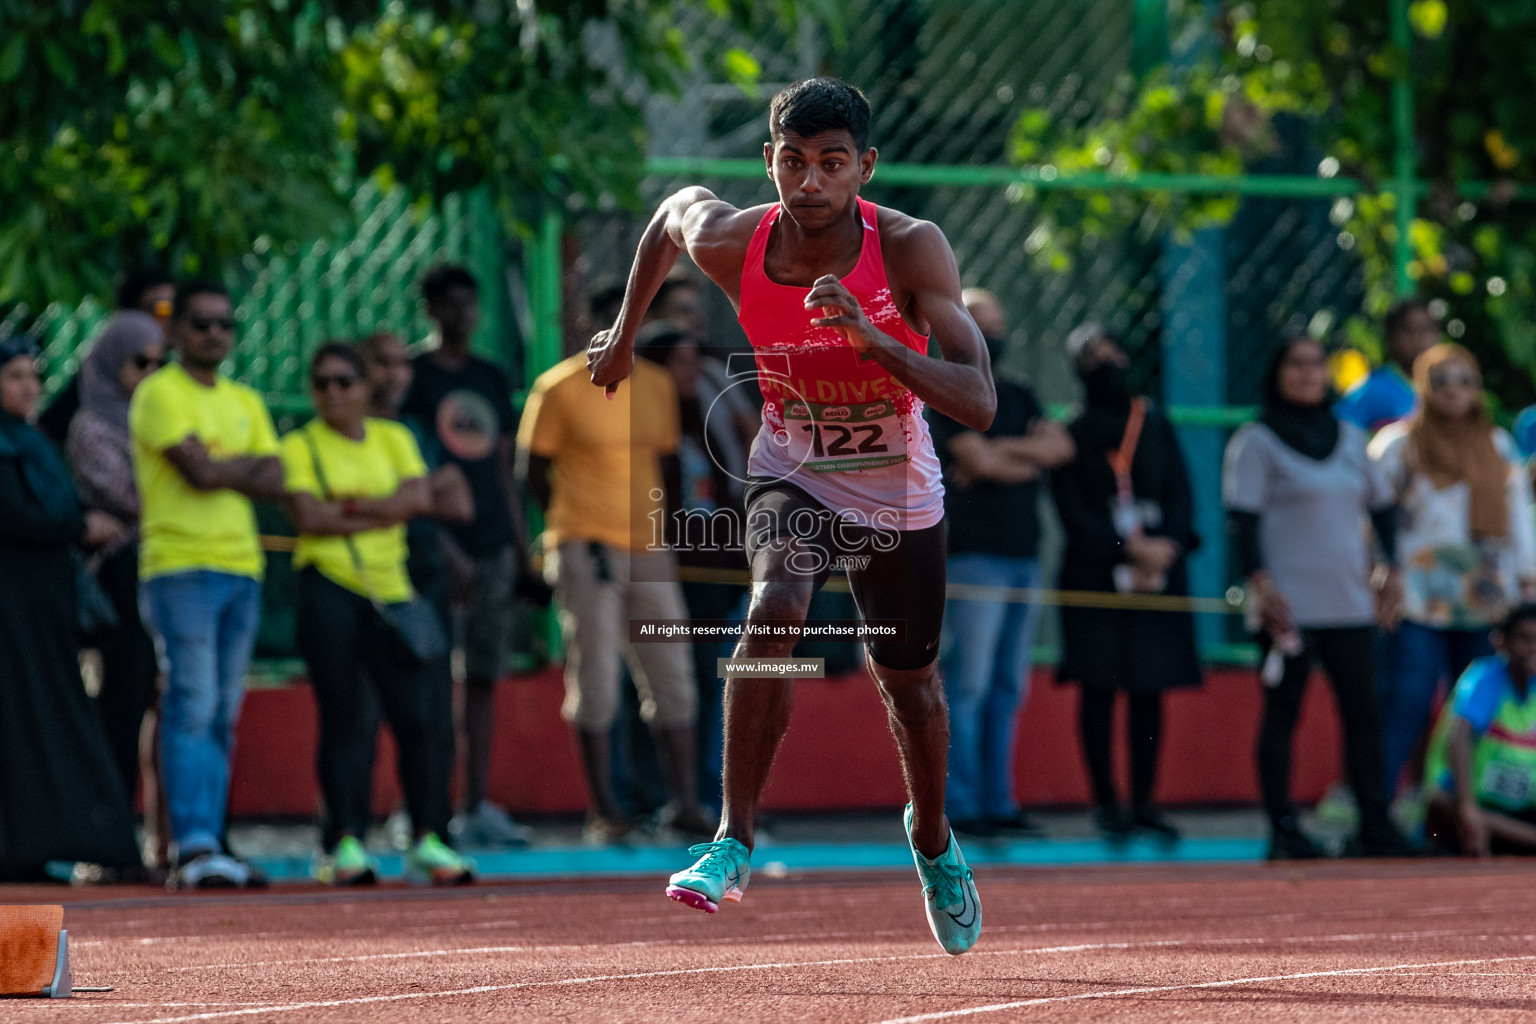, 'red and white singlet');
735,197,945,530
